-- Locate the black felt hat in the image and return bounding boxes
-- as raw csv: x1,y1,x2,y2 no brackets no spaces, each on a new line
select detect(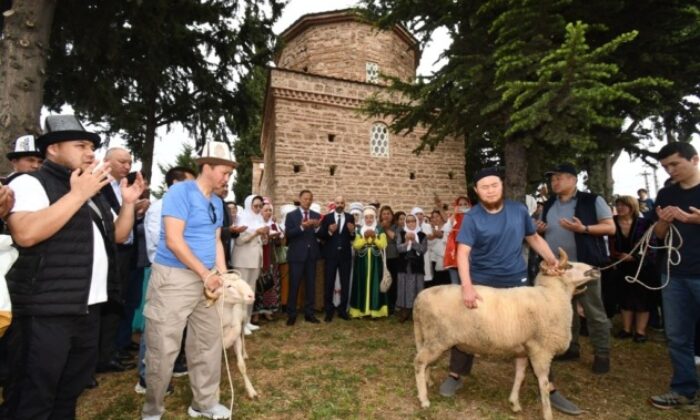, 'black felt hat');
36,115,101,156
6,135,42,160
545,162,577,177
473,166,503,184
